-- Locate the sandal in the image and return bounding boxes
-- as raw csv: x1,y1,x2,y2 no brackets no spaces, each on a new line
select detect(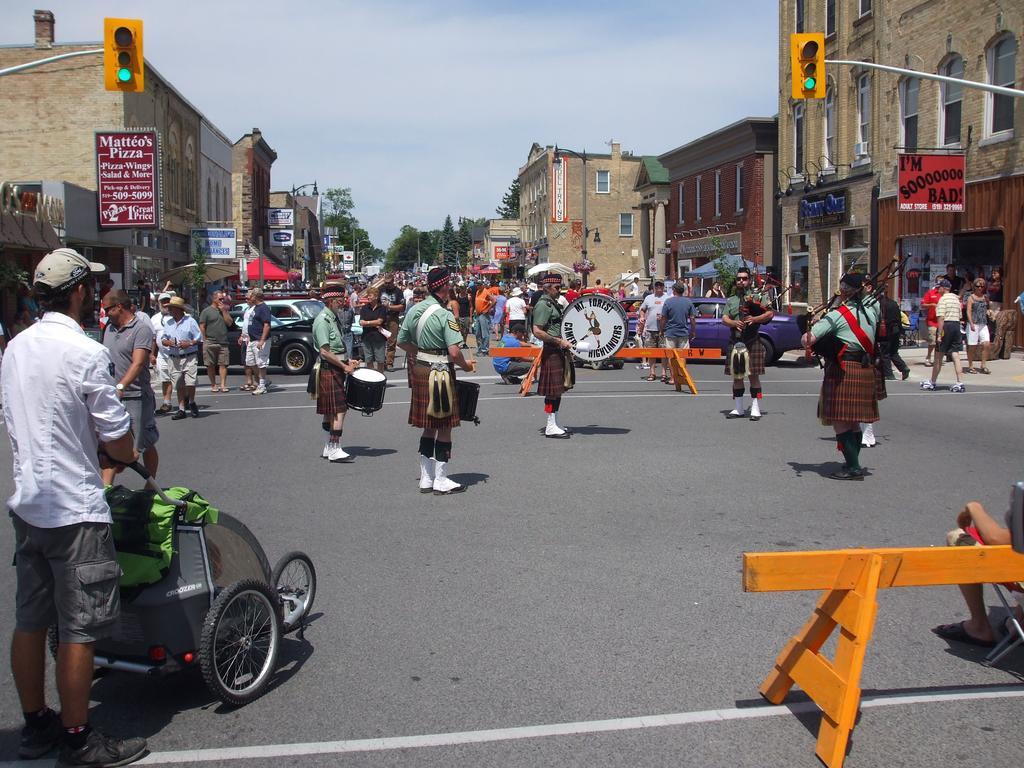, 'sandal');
979,367,991,374
965,368,977,374
645,375,657,382
661,376,671,384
